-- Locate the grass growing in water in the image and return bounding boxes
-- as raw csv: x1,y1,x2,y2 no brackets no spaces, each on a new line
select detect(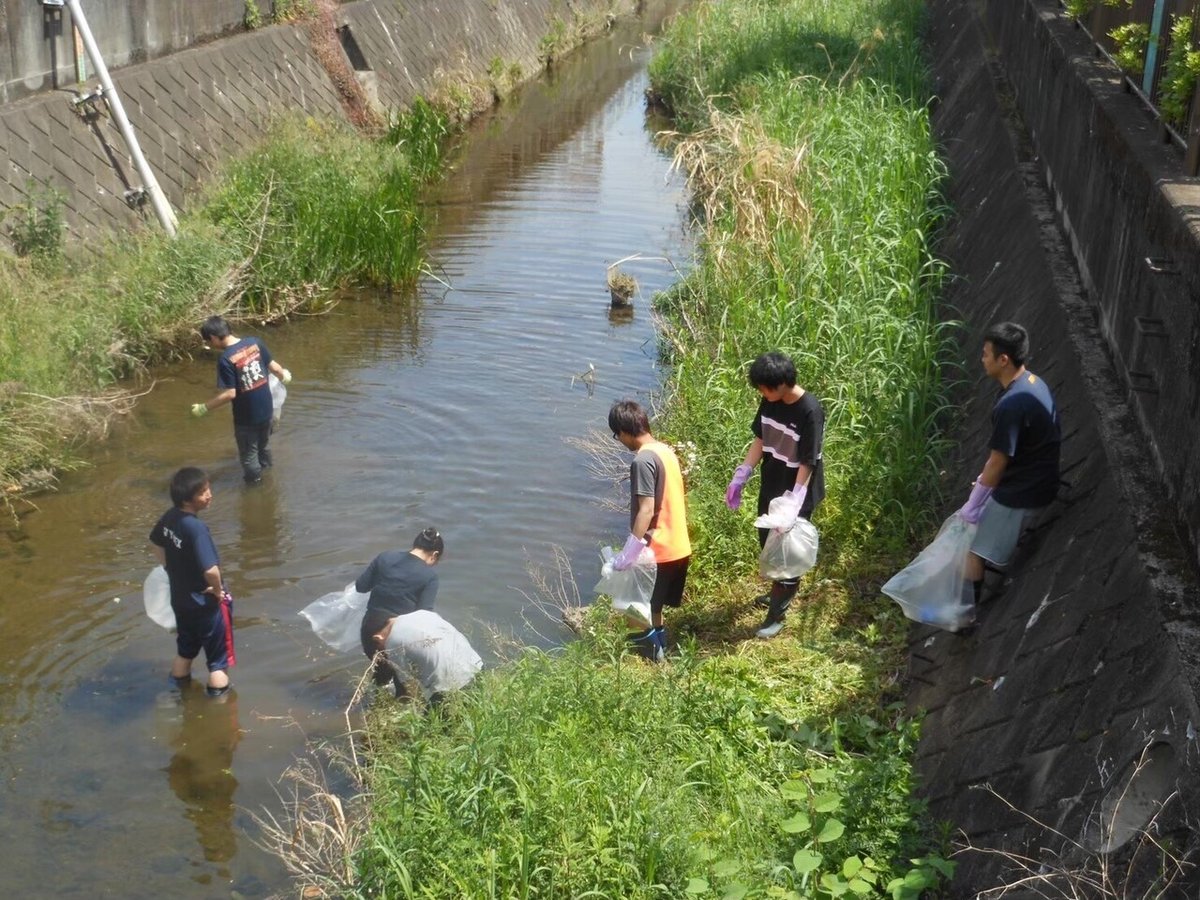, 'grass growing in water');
0,113,443,494
348,0,958,897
